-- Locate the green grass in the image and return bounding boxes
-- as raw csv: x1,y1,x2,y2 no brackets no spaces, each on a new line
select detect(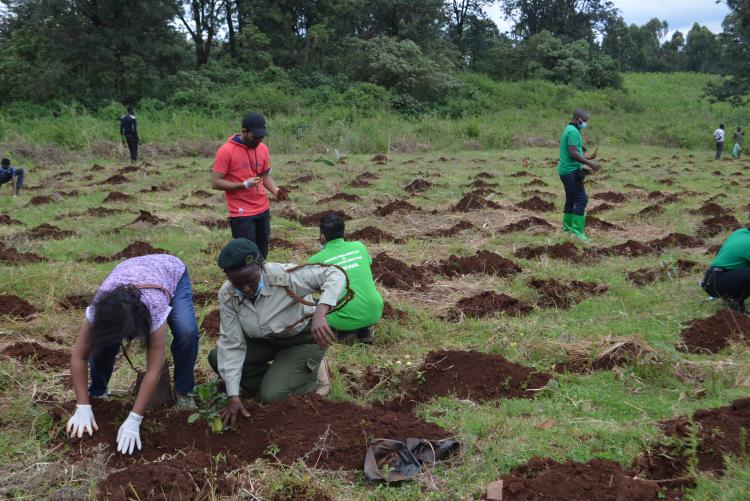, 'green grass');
1,143,749,499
